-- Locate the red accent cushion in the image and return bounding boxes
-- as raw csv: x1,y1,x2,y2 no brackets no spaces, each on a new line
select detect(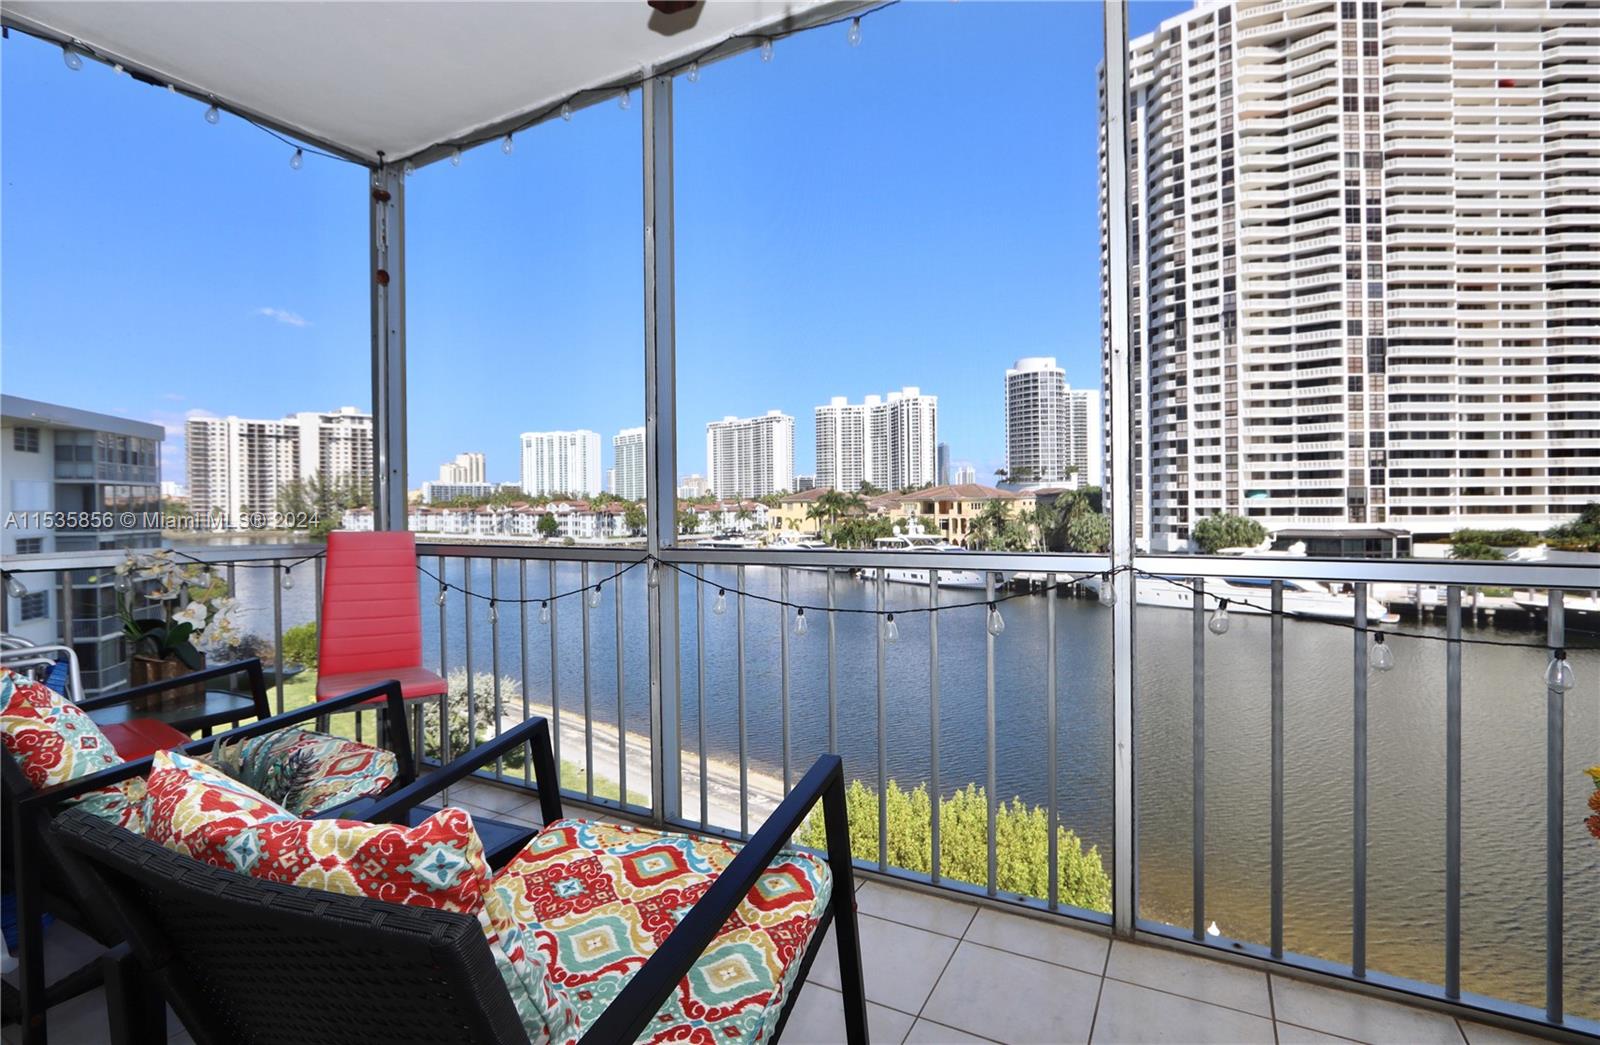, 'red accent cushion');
317,531,429,683
315,666,447,702
101,719,193,761
0,667,122,789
